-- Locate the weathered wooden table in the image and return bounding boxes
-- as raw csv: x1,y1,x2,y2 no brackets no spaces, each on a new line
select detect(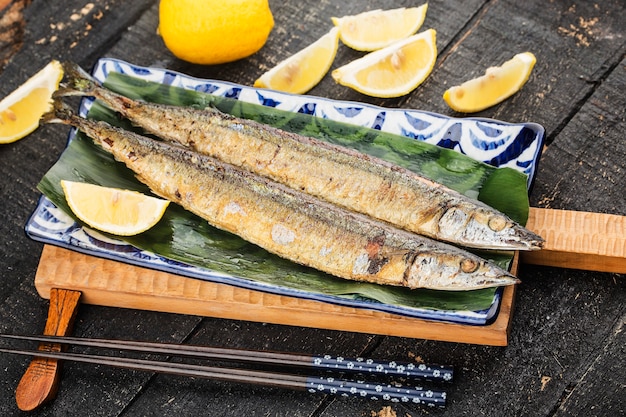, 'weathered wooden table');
0,1,624,416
